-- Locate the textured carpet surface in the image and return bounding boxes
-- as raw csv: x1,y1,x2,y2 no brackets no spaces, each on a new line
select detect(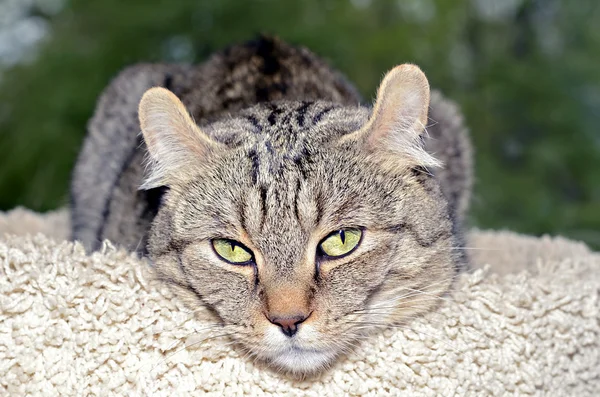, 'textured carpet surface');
1,208,599,396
